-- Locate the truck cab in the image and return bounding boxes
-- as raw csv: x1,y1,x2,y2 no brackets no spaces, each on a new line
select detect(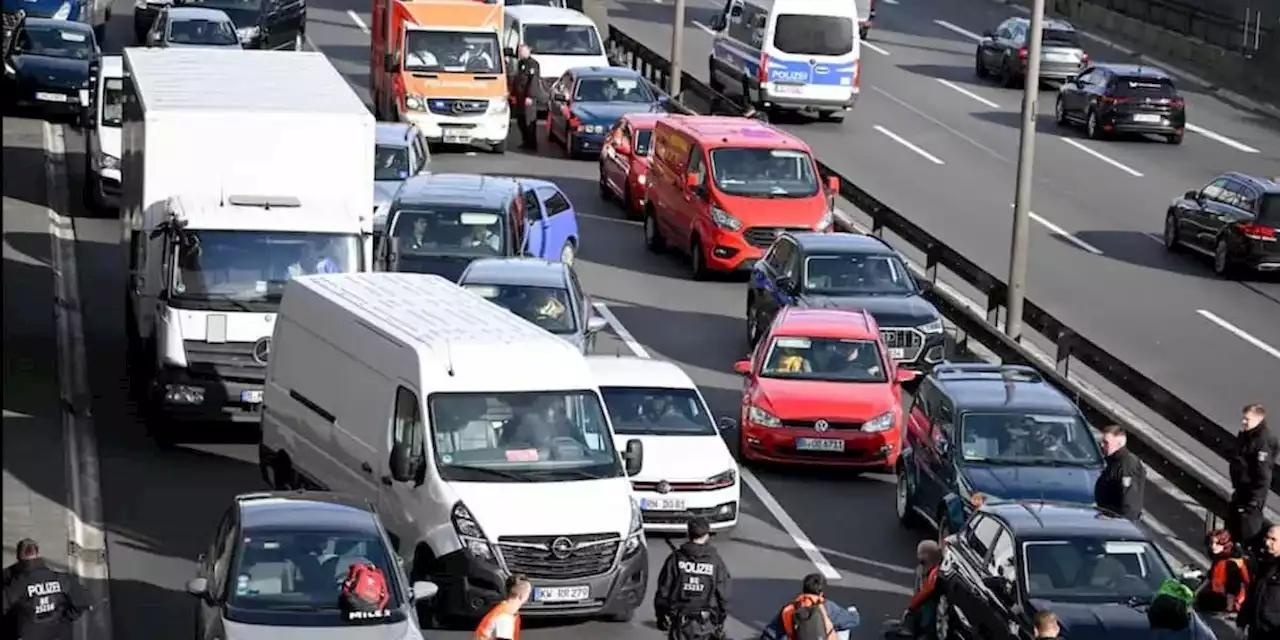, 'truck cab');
81,54,122,212
370,0,509,153
127,195,371,440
